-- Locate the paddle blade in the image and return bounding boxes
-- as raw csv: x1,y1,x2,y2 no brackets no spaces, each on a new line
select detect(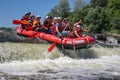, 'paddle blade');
13,20,21,25
48,43,56,53
21,20,29,24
